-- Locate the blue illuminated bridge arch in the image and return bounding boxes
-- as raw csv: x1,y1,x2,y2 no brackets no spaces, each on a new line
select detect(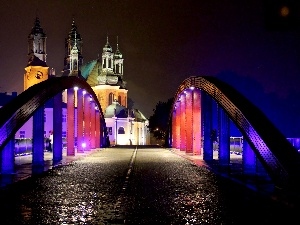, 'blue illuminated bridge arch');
167,76,300,189
0,76,107,153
